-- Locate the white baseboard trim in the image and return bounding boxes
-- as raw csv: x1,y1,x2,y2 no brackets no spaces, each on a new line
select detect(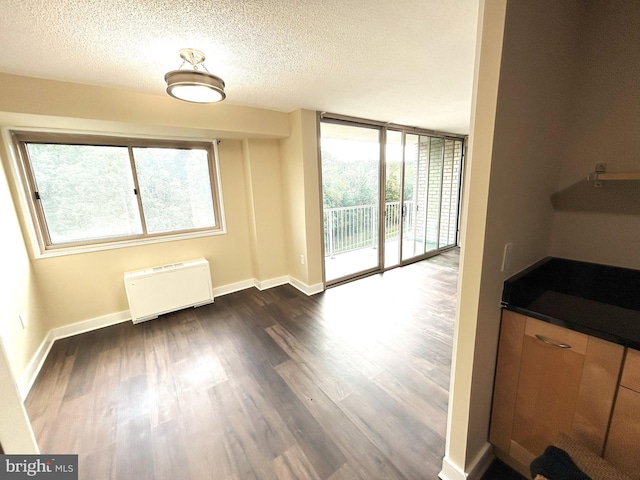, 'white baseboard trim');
439,443,494,480
440,456,468,480
254,276,289,291
51,310,131,341
289,277,324,296
212,279,254,298
18,276,326,399
18,331,54,400
18,310,131,399
467,442,494,480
